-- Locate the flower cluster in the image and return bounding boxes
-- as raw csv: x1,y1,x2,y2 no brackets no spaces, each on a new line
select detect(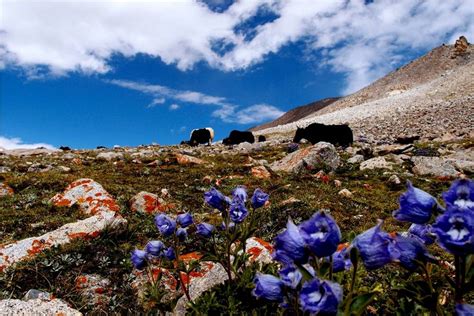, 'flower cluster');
254,178,474,314
253,211,344,314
